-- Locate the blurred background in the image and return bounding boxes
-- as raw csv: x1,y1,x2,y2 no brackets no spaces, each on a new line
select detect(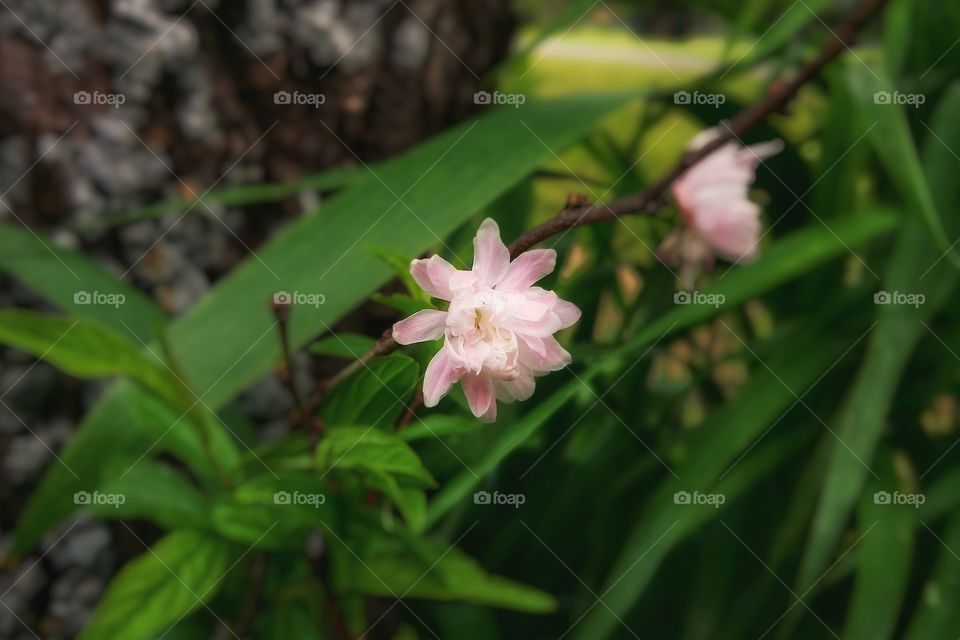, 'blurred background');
2,0,960,638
